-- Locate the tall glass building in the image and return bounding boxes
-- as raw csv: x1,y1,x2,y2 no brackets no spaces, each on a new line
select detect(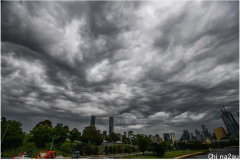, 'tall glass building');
195,130,203,142
170,133,176,143
163,133,171,142
201,125,212,138
221,106,239,136
109,117,114,135
90,115,96,126
183,130,190,141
